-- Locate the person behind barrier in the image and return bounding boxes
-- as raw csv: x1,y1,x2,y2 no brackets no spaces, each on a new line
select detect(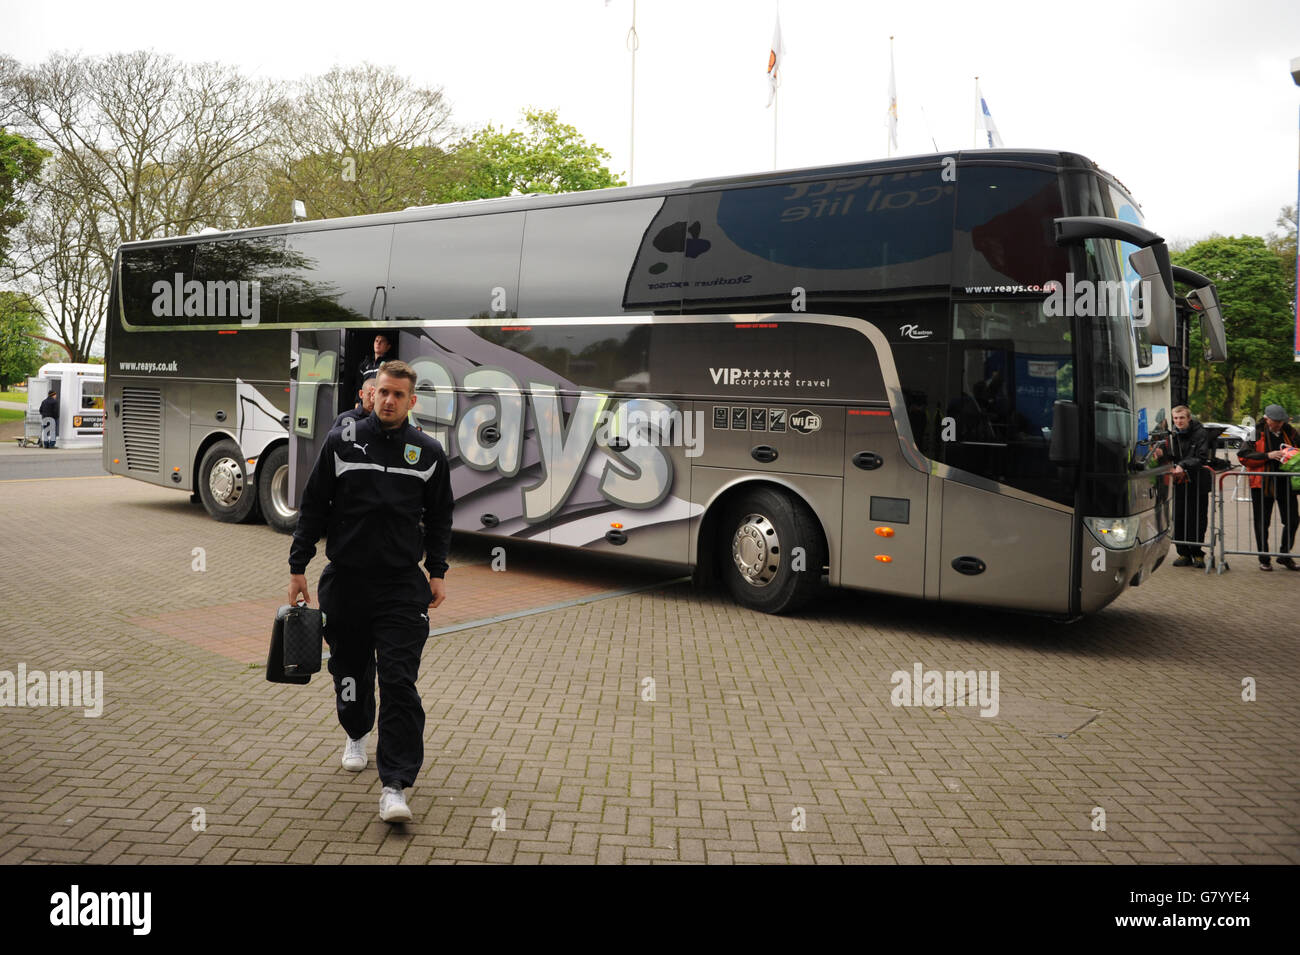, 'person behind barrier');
288,362,453,824
1151,405,1211,568
1237,404,1300,571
